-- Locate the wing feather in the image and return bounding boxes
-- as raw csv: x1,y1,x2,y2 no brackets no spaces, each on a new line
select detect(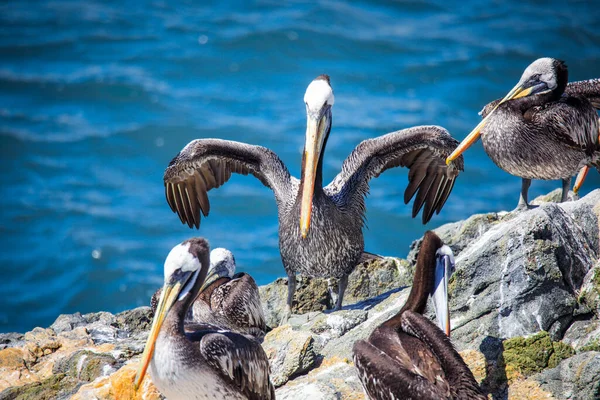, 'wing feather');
200,331,275,400
164,139,293,229
326,126,463,224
